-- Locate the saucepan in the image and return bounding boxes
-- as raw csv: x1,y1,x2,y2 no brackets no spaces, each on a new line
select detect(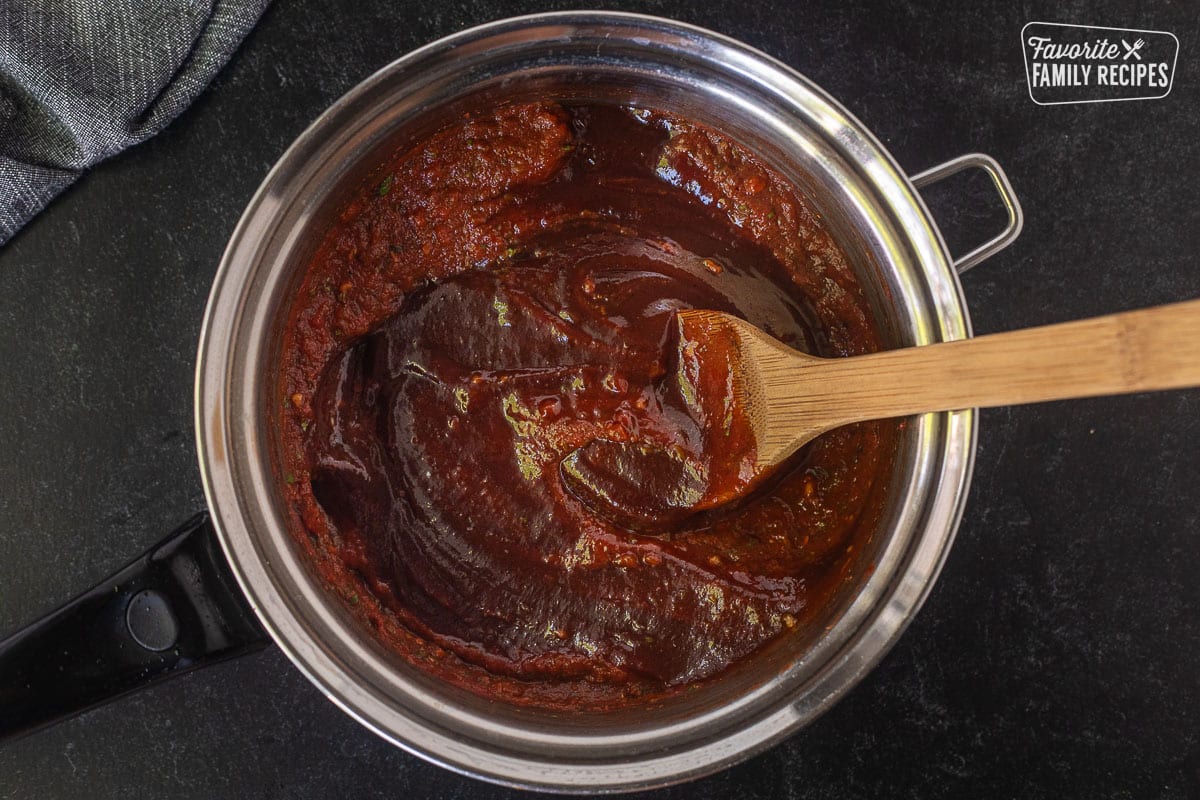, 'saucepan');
0,12,1022,792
